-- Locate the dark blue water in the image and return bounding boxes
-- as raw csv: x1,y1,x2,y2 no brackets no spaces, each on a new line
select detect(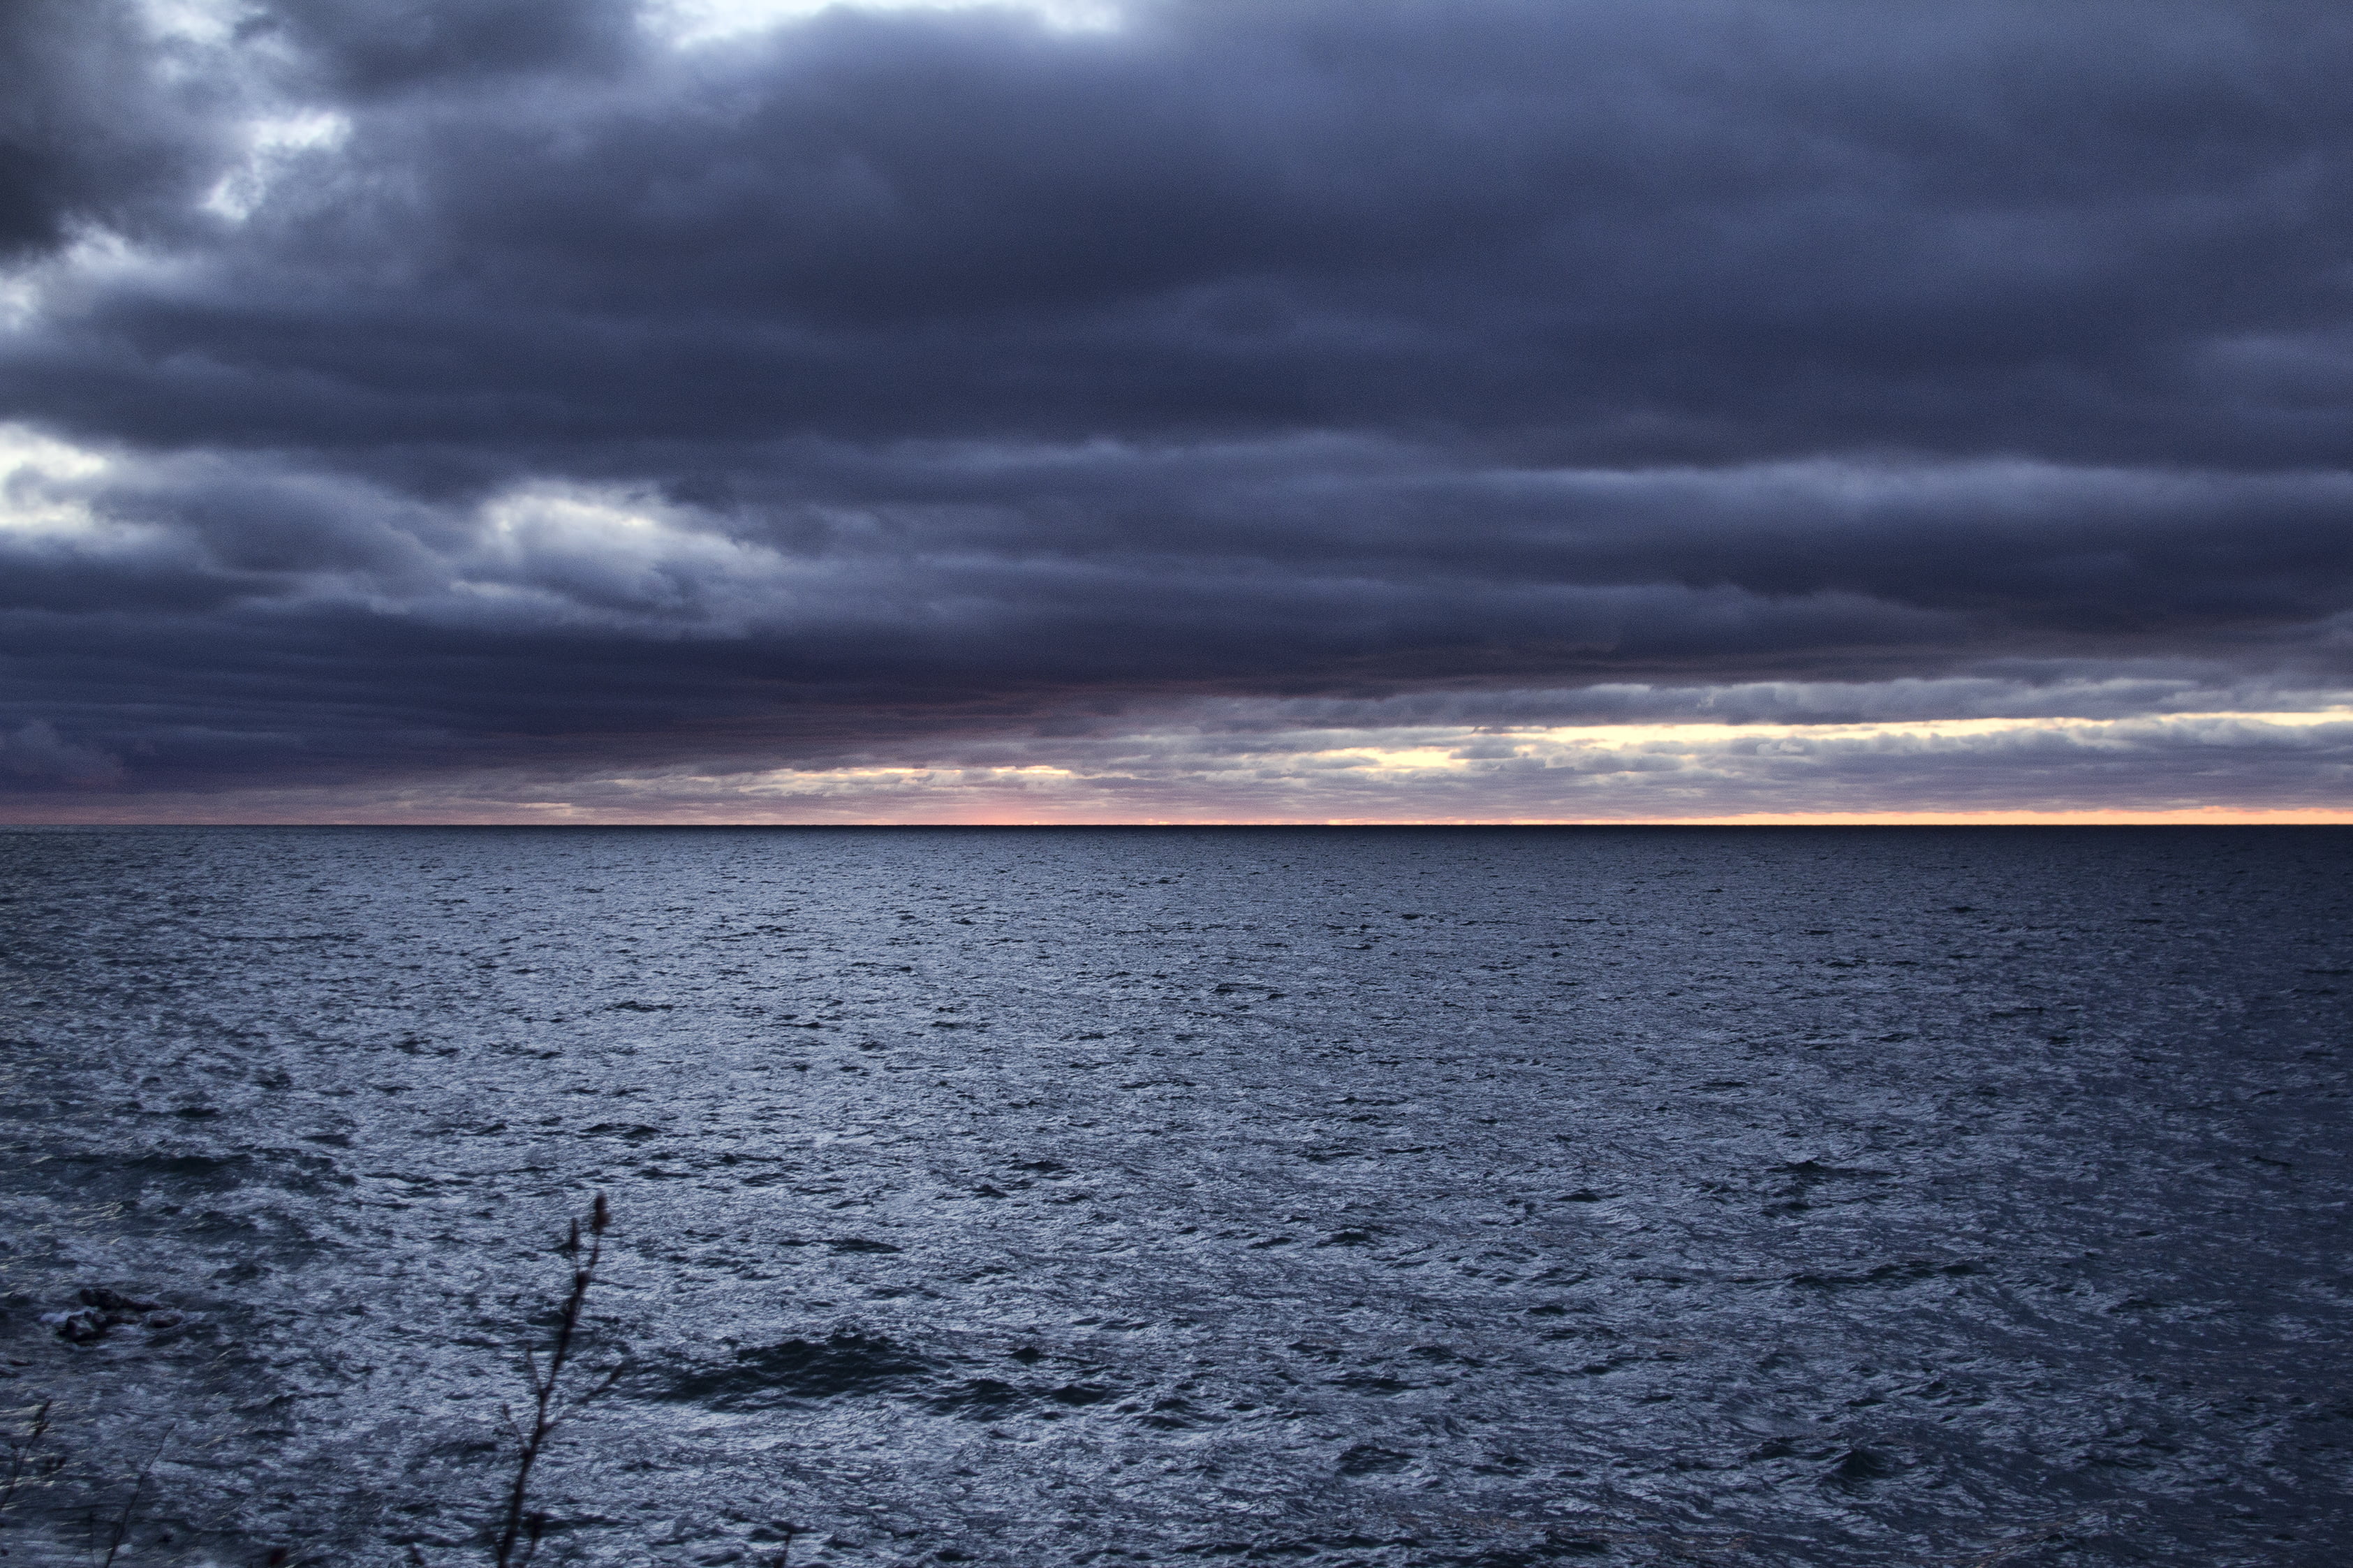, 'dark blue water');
1,827,2348,1567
